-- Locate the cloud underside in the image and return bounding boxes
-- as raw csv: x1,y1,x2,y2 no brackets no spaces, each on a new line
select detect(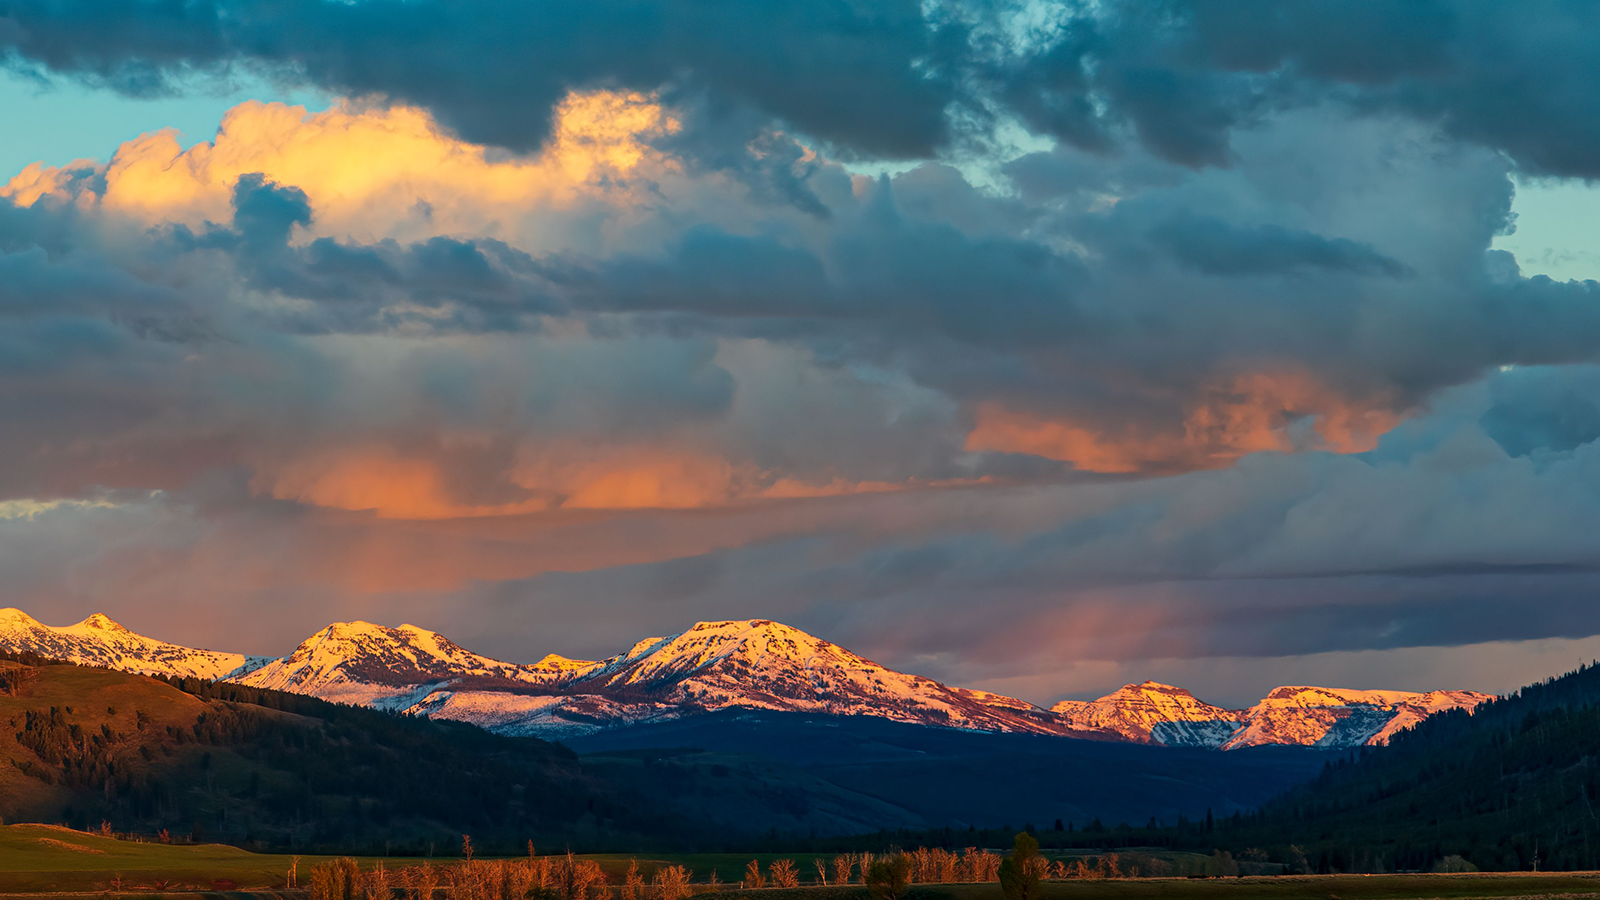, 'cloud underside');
4,0,1600,696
